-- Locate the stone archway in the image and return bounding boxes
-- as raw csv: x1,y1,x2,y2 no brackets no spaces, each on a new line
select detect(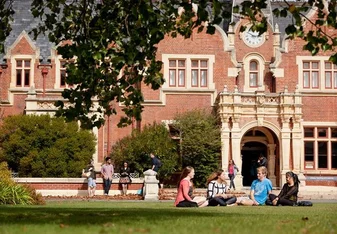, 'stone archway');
240,127,278,186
